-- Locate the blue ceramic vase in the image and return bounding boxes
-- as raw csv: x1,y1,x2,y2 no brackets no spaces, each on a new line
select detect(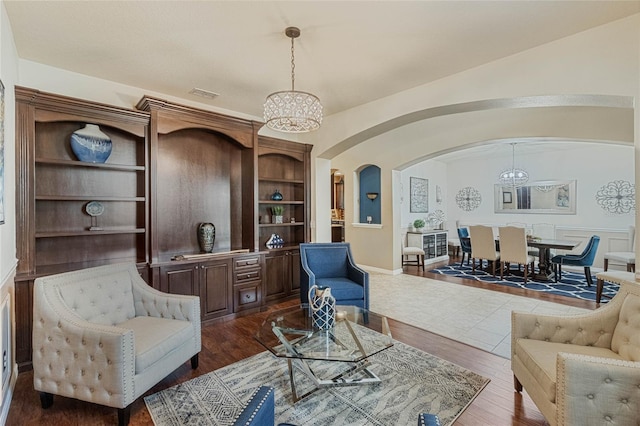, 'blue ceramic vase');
70,124,112,163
